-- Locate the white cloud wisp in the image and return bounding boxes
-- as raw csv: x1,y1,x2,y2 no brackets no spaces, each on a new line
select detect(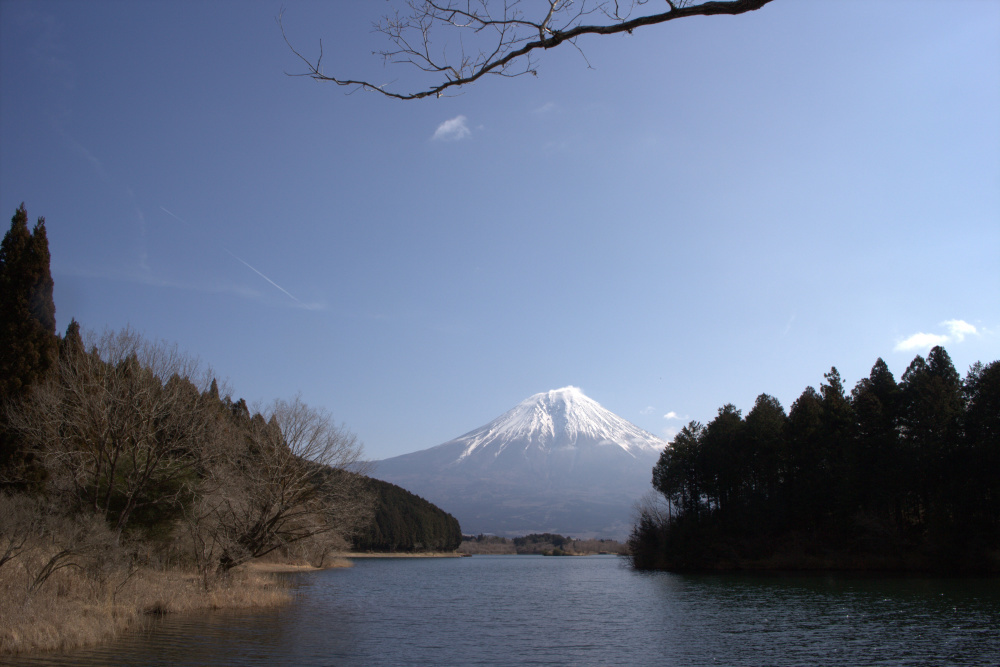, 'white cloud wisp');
894,319,979,352
432,115,471,141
